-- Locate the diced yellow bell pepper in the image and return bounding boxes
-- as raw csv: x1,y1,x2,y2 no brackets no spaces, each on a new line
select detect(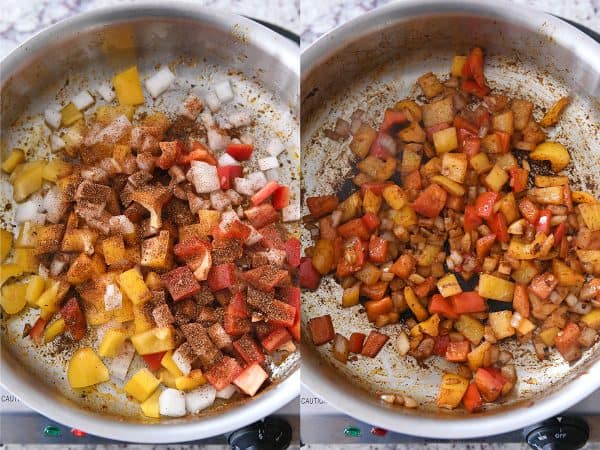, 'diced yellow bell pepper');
478,274,514,302
98,328,128,357
161,350,184,377
67,347,109,388
175,369,206,391
437,273,463,298
61,102,83,127
102,235,126,266
140,231,171,269
14,248,38,273
410,313,440,337
42,160,73,182
12,161,44,202
15,222,38,248
382,185,408,210
140,389,161,419
0,264,23,288
0,229,13,262
437,372,469,409
540,326,560,346
26,275,45,306
582,310,600,330
572,191,597,204
454,314,484,345
130,327,175,355
95,105,136,124
133,303,154,334
113,294,135,323
1,149,25,173
145,271,164,291
124,368,160,402
179,210,221,240
113,144,132,164
159,369,178,388
451,56,467,77
362,189,382,215
66,253,95,285
517,317,536,335
342,284,360,308
0,282,28,314
44,318,66,343
467,341,491,372
118,268,151,305
404,286,428,321
392,205,417,228
84,304,113,326
113,66,145,106
36,280,60,315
